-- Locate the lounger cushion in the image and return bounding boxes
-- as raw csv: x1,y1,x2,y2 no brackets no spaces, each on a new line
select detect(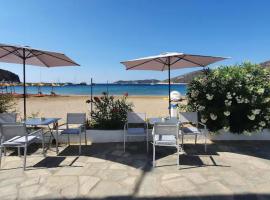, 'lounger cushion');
154,135,177,145
61,128,80,134
1,136,37,146
127,128,145,135
182,126,201,134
